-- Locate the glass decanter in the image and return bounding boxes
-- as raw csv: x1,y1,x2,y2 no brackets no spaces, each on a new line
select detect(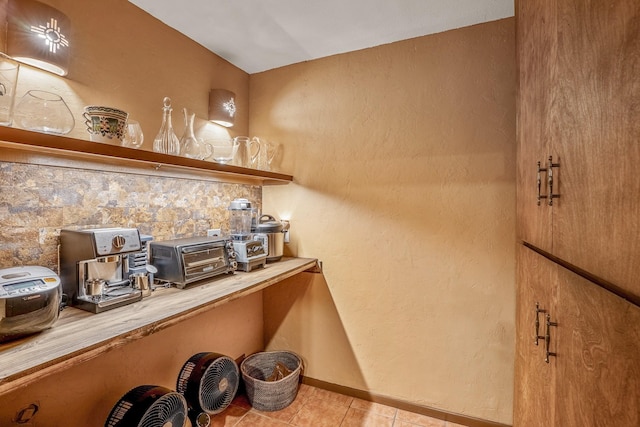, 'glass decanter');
153,97,180,155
